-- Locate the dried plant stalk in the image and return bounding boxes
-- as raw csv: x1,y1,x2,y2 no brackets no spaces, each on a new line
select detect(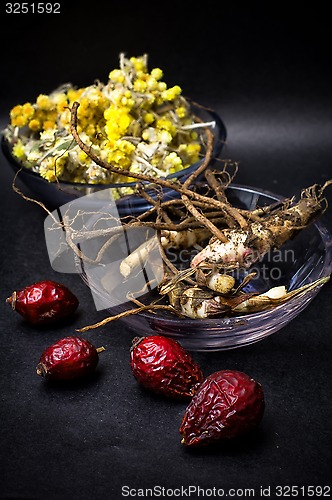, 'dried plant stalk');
11,101,331,330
